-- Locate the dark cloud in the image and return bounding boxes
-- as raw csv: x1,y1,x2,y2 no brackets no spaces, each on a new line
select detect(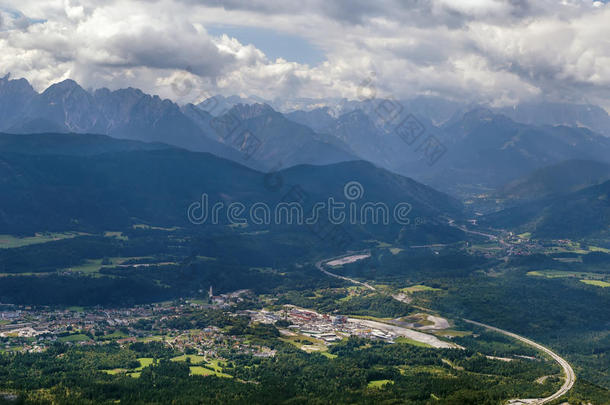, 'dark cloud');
105,27,235,77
